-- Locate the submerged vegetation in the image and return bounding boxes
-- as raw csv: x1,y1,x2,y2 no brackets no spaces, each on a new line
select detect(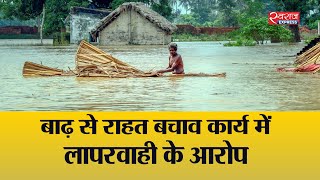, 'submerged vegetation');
172,33,229,42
